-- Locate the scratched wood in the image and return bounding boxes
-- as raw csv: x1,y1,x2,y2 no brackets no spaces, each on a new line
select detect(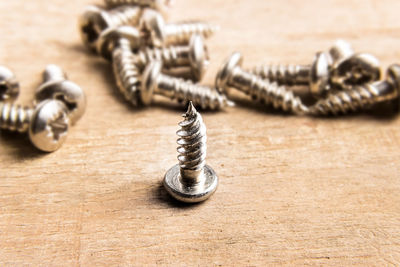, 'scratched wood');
0,0,400,266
